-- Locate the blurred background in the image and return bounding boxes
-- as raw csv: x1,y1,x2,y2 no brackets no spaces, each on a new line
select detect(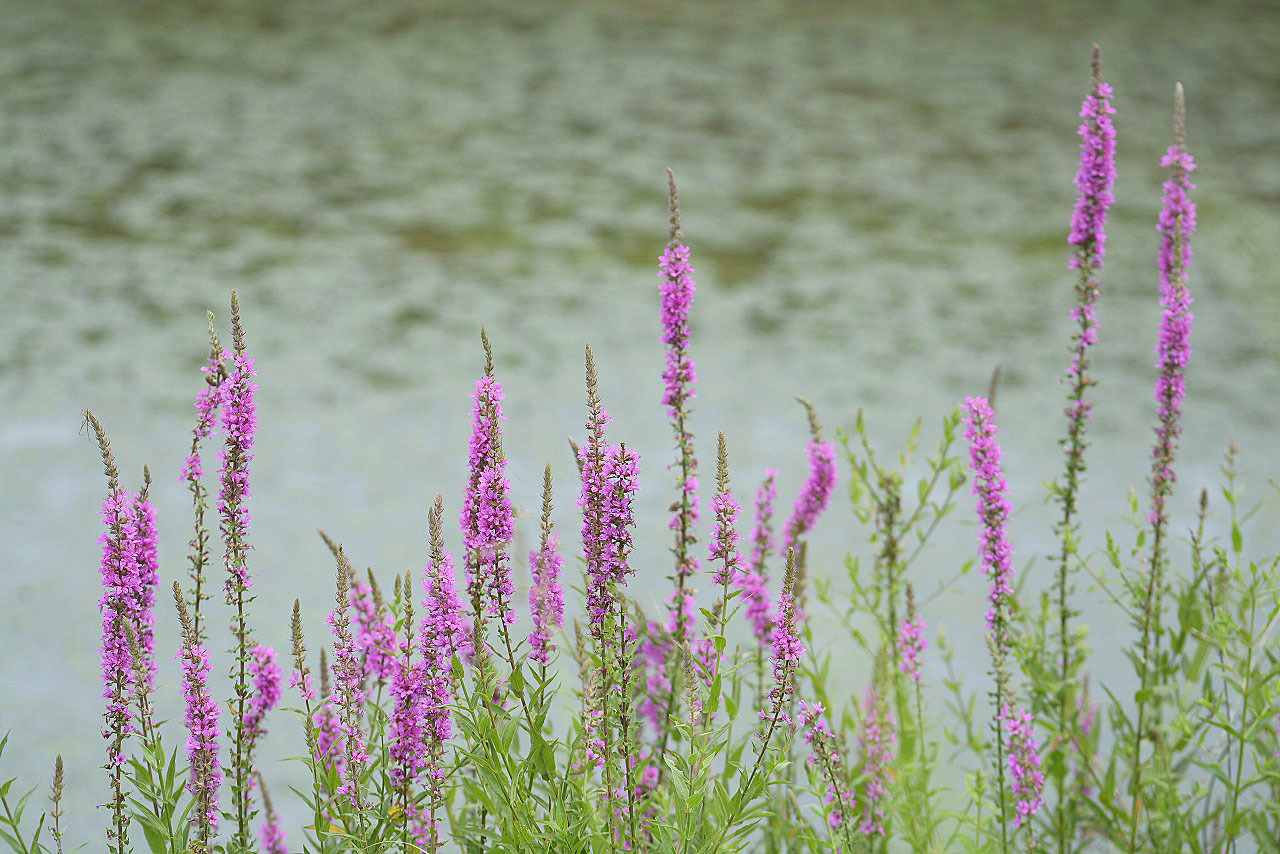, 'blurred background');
2,0,1278,845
